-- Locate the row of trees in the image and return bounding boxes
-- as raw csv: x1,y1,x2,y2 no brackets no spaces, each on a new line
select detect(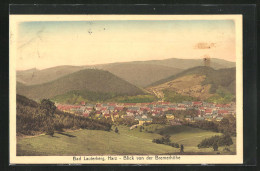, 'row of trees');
165,109,199,119
53,90,157,105
112,94,158,103
114,117,139,126
183,115,236,136
151,115,167,124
